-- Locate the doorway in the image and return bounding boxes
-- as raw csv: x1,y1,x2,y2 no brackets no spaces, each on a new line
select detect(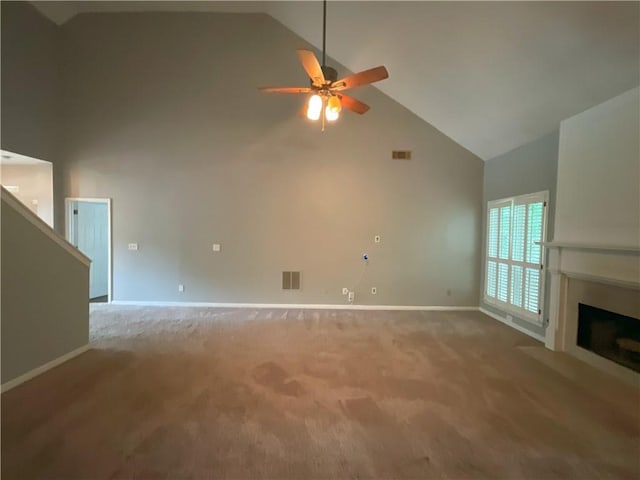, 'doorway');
65,198,112,303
